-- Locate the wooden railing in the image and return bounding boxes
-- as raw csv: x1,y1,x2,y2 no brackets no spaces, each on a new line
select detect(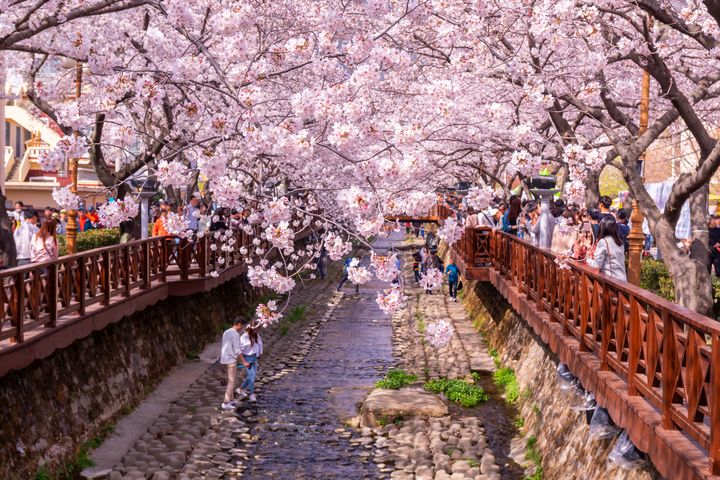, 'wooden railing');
451,228,720,478
0,225,303,377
